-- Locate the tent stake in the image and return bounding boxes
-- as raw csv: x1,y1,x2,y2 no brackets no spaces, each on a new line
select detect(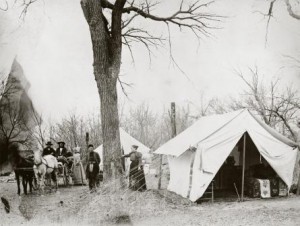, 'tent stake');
234,183,240,202
241,133,246,202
